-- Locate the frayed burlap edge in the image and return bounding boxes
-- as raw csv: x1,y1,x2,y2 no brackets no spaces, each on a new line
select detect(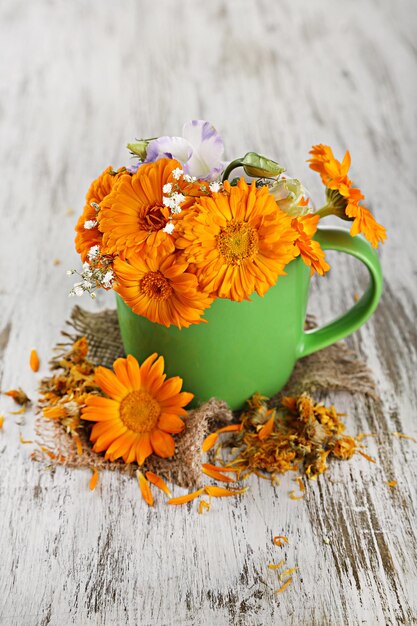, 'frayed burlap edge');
33,306,379,489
